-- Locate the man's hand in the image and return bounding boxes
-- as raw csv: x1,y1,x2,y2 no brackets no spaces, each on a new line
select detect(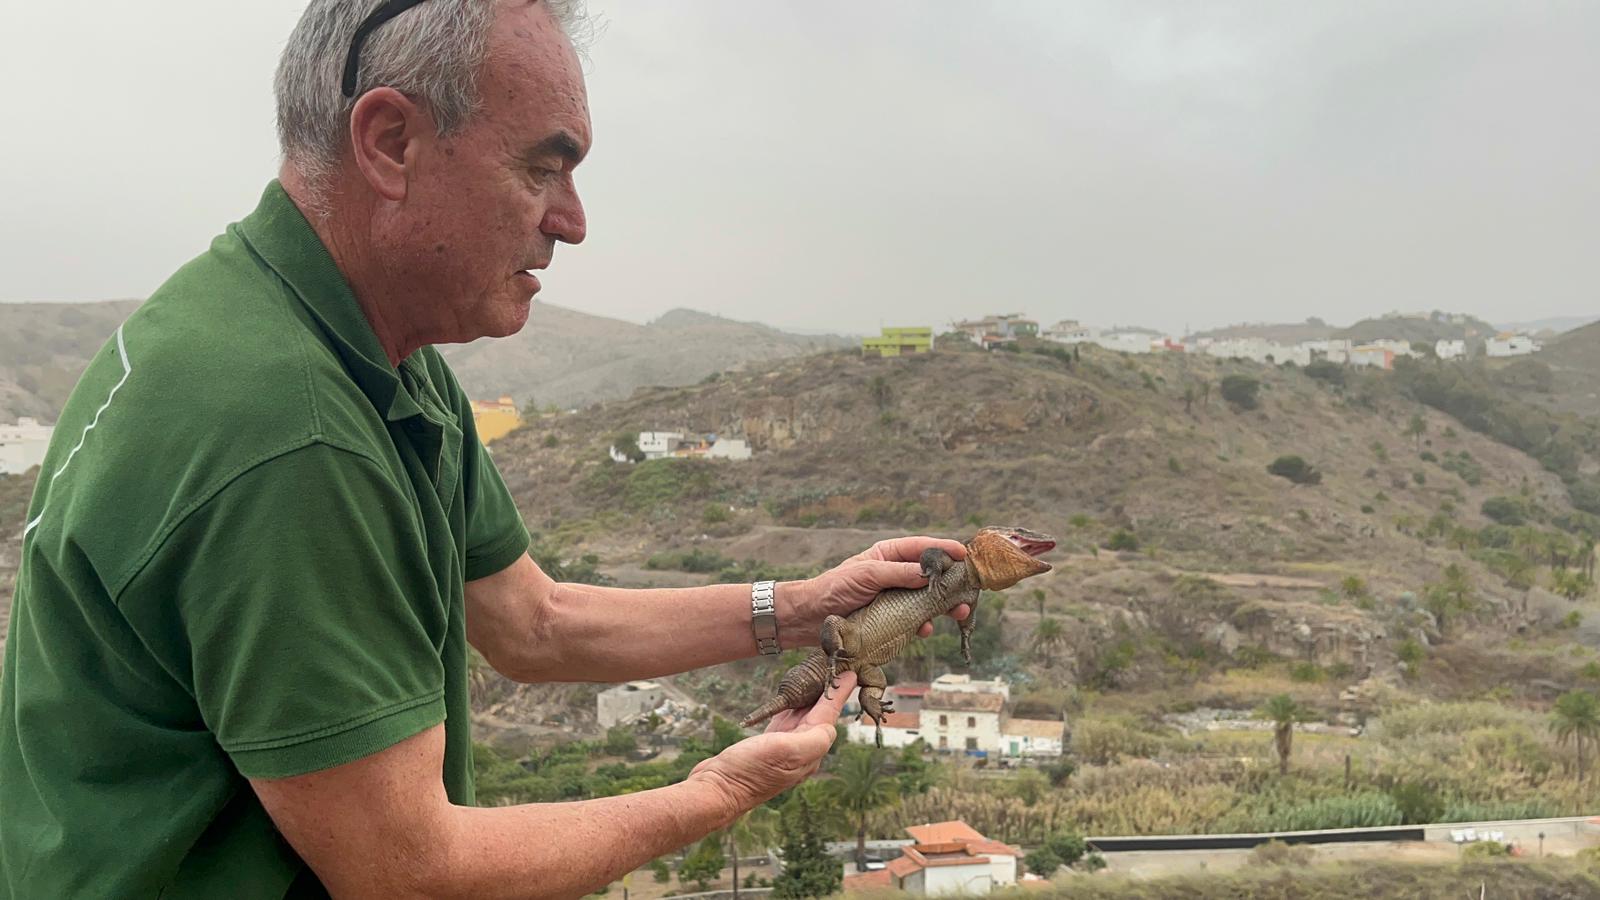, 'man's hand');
780,536,969,647
687,672,858,820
